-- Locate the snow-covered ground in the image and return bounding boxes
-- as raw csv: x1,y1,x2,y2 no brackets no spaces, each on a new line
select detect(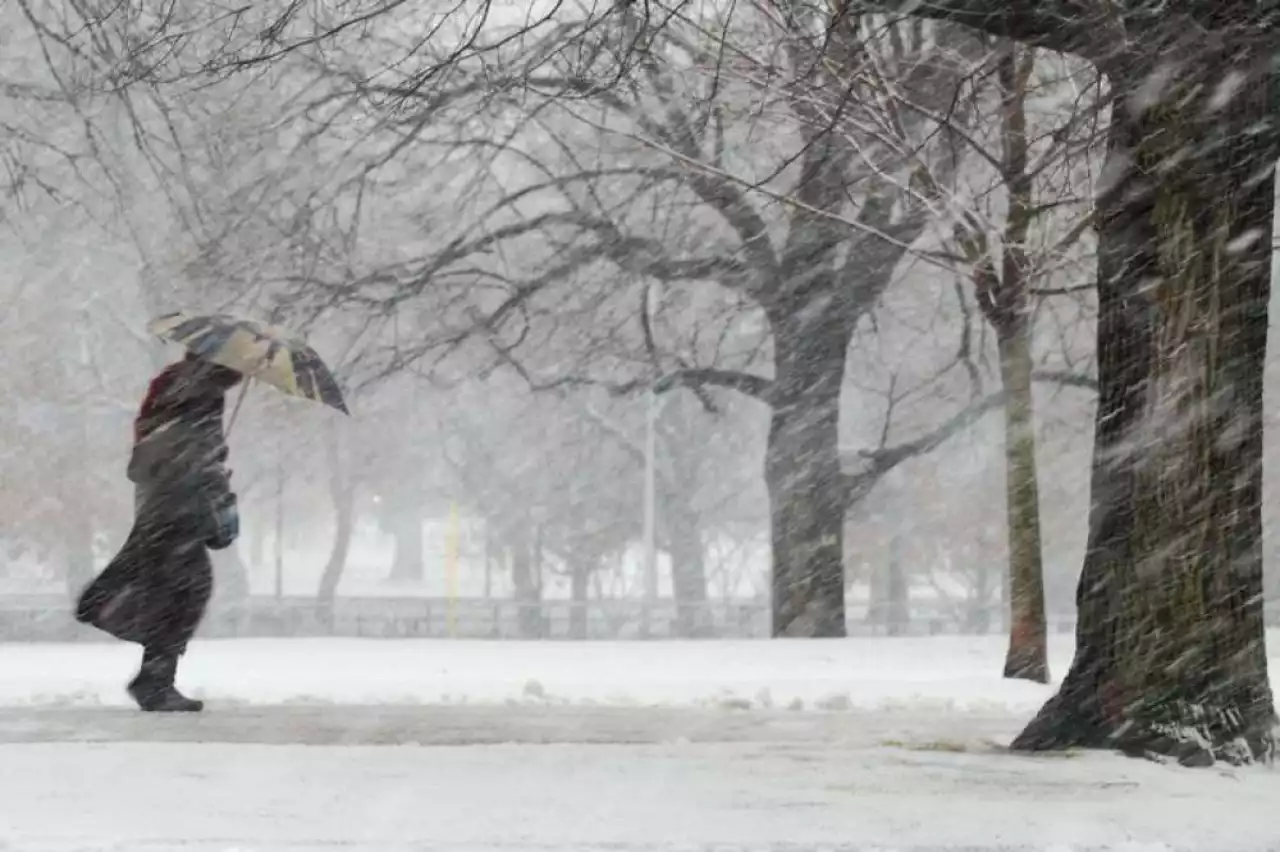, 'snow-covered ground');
0,634,1277,851
0,634,1071,710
